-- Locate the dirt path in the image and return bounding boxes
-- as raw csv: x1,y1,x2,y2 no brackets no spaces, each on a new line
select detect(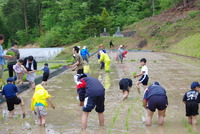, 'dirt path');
0,51,200,134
